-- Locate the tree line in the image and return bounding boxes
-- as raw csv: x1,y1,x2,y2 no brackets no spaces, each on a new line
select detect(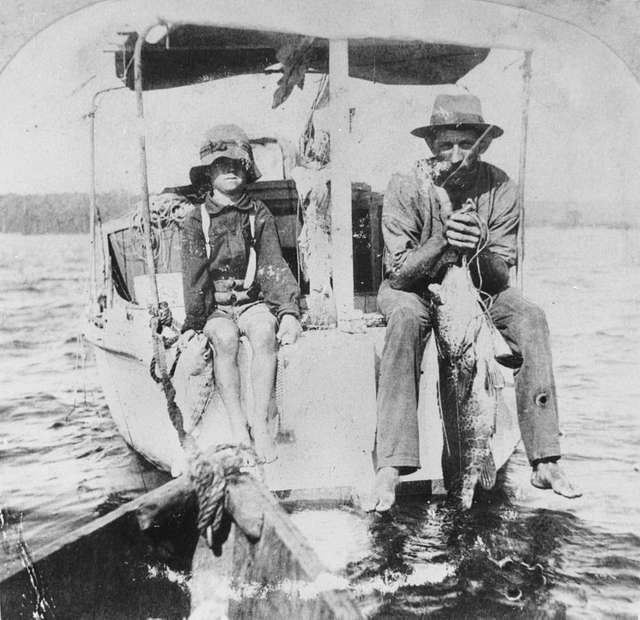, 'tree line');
0,192,137,234
0,192,636,234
